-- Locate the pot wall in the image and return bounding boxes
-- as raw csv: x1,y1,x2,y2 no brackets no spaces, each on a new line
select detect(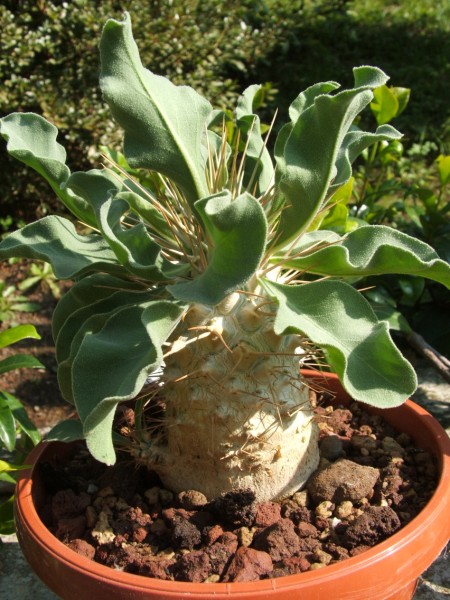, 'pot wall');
14,371,450,600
